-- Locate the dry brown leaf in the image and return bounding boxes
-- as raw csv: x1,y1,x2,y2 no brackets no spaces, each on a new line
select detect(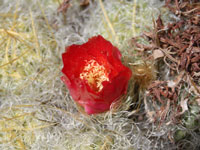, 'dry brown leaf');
167,71,184,89
194,72,200,77
179,98,188,115
196,97,200,106
147,111,156,123
58,0,71,13
188,75,200,95
80,0,90,6
153,49,164,59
